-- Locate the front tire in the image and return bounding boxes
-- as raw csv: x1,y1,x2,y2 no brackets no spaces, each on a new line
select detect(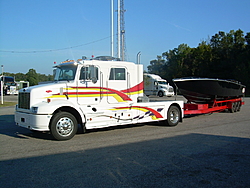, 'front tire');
158,91,164,97
166,106,180,126
50,112,78,141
